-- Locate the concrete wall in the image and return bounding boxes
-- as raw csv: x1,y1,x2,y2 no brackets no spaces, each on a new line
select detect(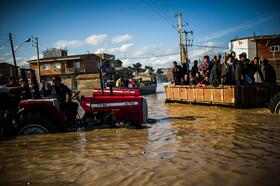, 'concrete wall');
77,79,101,90
43,49,67,58
229,39,257,59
